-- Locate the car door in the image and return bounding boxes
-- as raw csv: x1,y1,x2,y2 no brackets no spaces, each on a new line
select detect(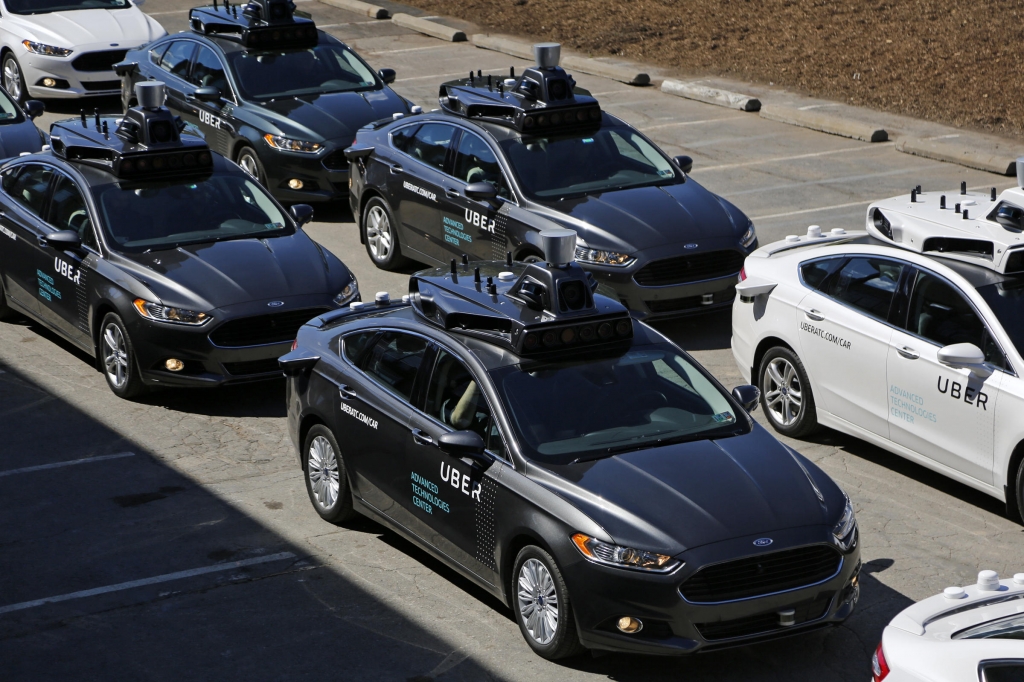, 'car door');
0,163,56,319
386,122,455,263
886,267,1003,483
405,345,507,584
795,255,907,437
186,46,235,156
155,40,198,118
